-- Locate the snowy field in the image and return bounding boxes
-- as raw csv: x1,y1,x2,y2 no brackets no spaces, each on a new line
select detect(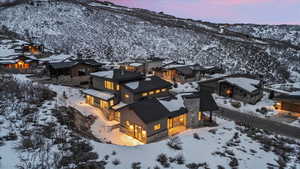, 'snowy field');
1,74,297,169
